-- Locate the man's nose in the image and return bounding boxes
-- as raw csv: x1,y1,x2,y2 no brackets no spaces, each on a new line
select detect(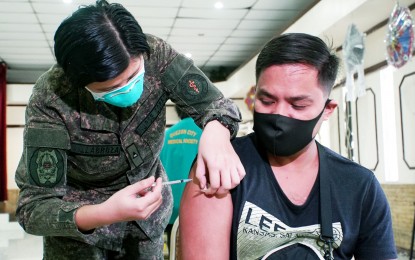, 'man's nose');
272,104,288,116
